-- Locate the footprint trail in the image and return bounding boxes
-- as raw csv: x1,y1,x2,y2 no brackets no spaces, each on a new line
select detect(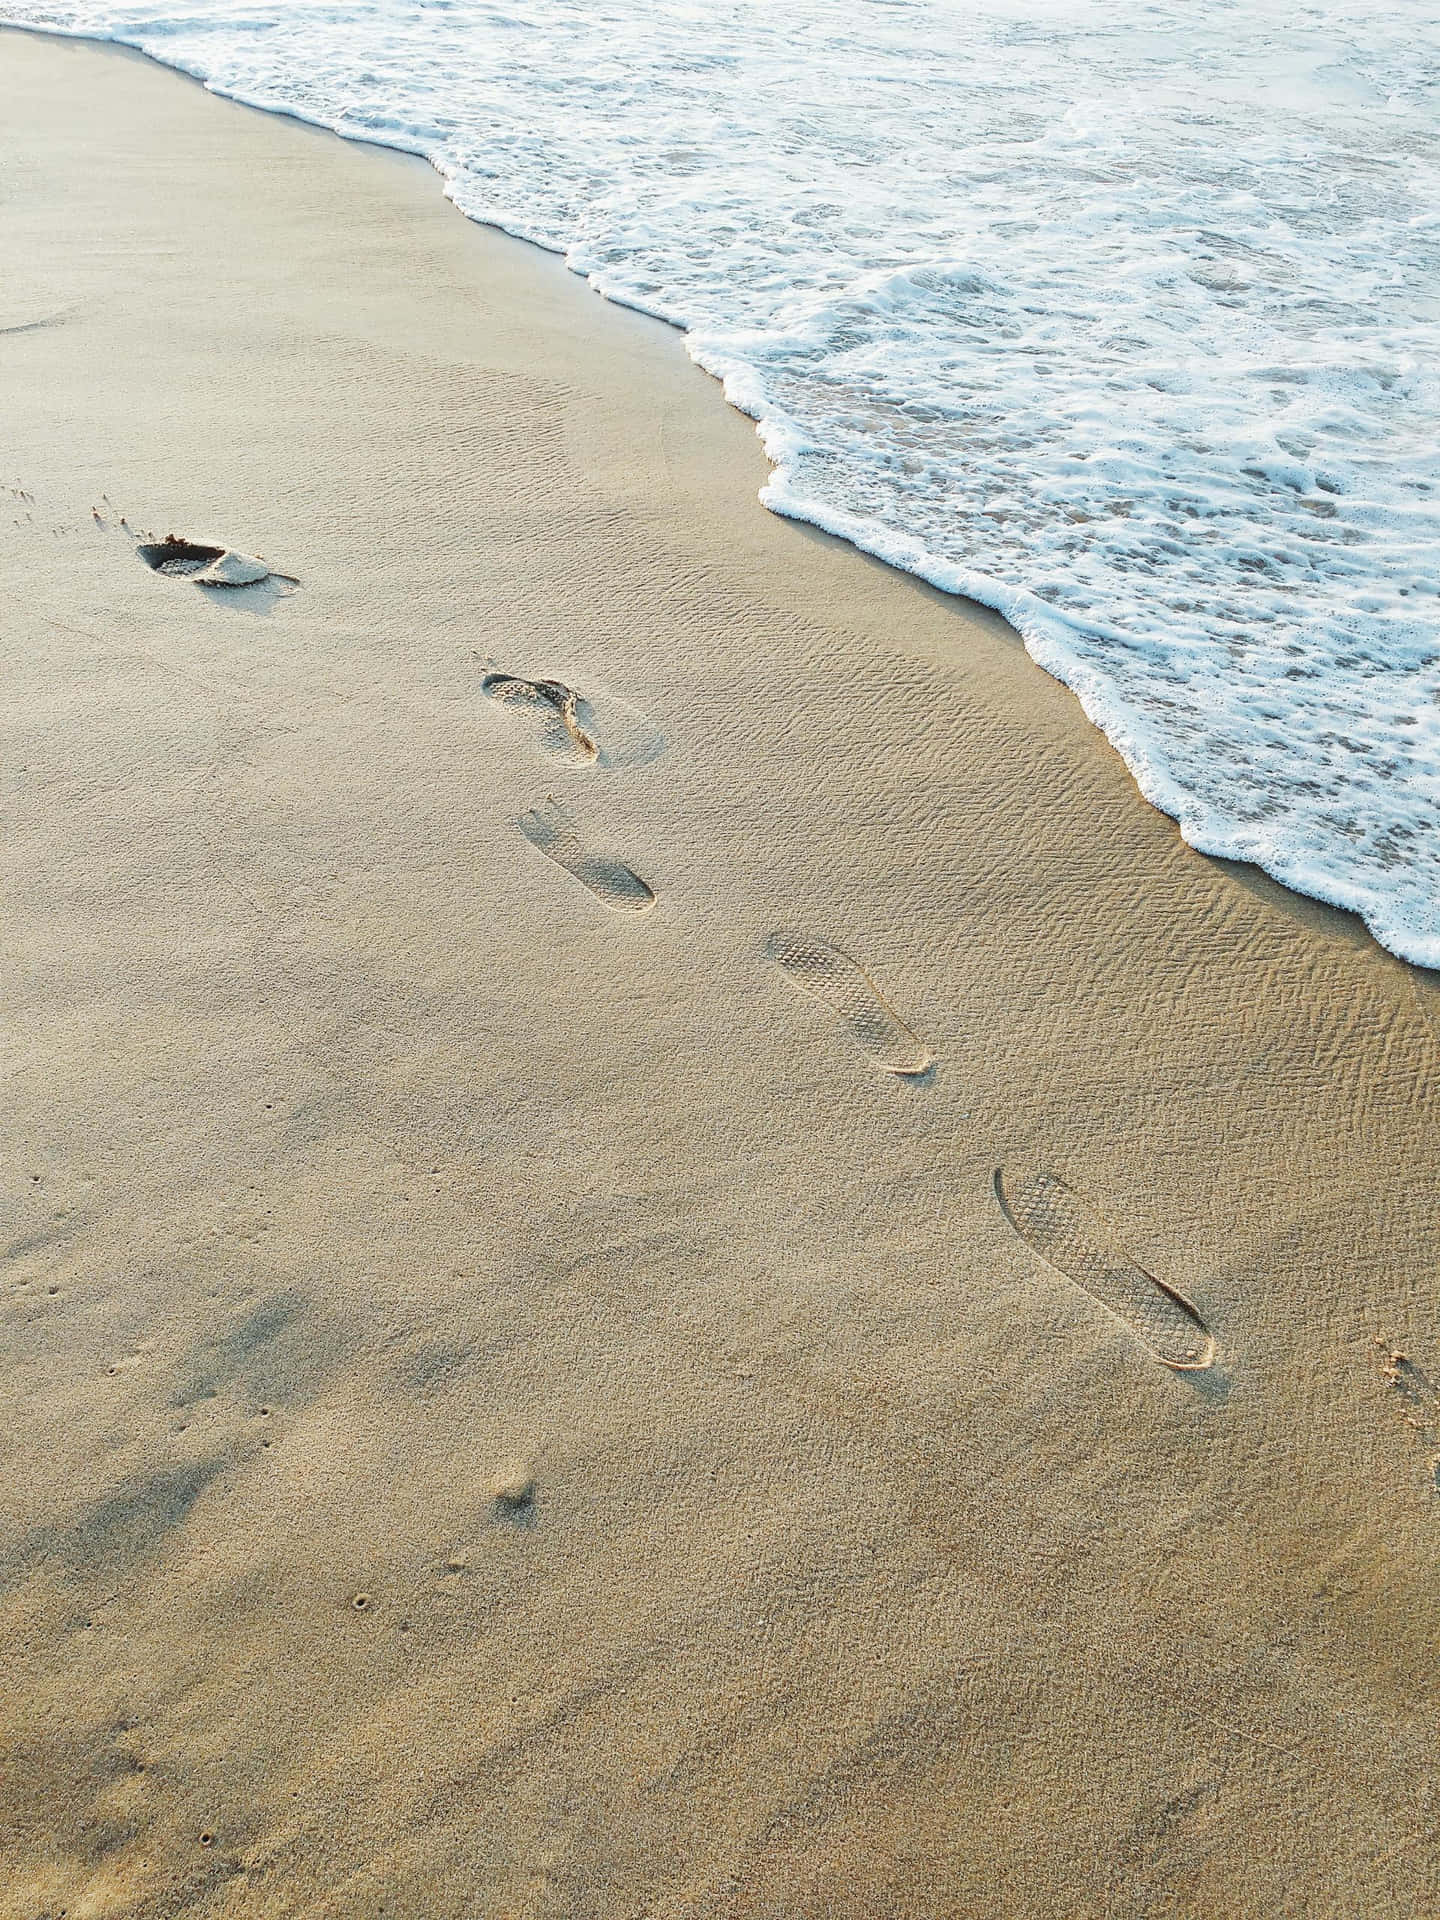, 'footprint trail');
994,1168,1215,1370
766,931,933,1077
517,799,655,914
